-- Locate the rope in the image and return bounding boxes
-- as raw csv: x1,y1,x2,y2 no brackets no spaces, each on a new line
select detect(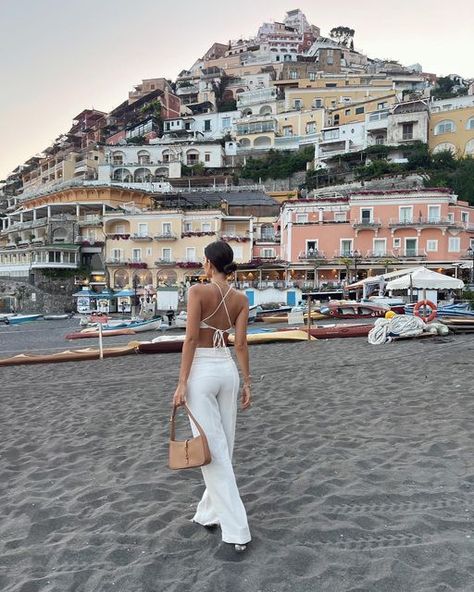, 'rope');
368,315,425,345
